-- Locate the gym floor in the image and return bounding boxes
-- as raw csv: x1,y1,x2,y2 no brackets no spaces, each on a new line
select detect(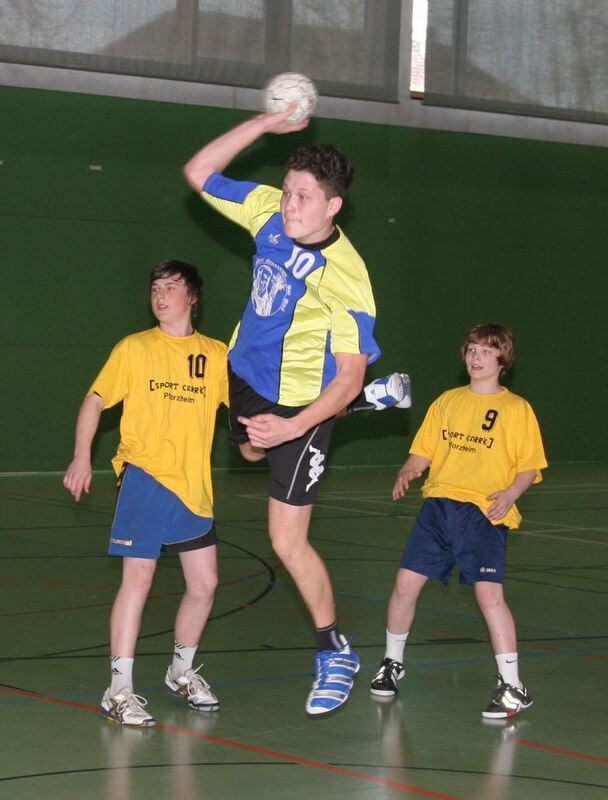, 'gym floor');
1,464,606,799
